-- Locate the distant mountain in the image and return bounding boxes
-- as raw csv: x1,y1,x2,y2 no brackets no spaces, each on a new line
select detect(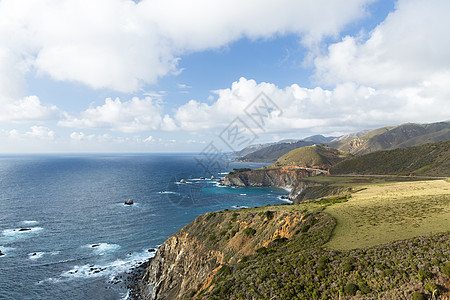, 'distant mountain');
302,135,336,143
330,140,450,177
237,140,317,162
329,121,450,155
273,145,350,169
235,135,334,162
233,142,277,157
